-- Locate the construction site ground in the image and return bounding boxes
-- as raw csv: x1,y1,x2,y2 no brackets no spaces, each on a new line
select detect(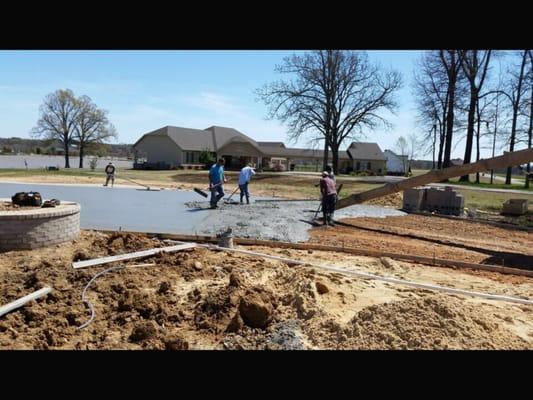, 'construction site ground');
1,230,532,350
